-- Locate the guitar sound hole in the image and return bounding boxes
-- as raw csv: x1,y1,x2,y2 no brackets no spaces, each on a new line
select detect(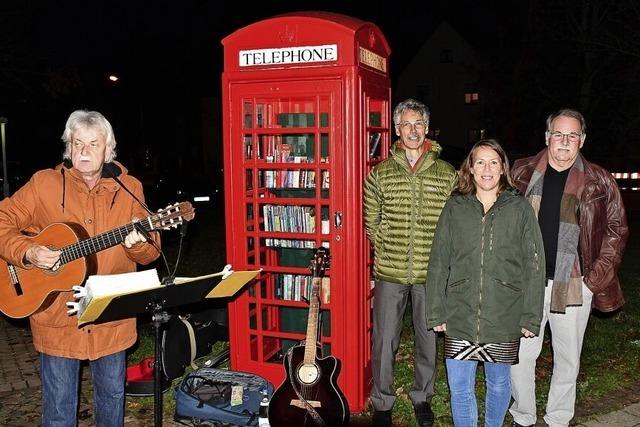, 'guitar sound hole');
297,363,320,385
